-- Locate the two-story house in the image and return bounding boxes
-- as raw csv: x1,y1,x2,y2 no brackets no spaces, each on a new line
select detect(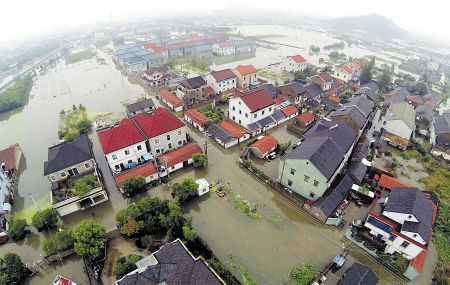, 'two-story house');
383,102,416,141
310,72,333,91
281,55,307,72
232,65,258,88
277,81,307,106
278,120,357,201
206,69,237,94
233,39,253,54
177,76,208,105
329,96,374,134
212,42,235,56
142,66,172,87
333,65,354,82
228,89,275,127
126,98,155,118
